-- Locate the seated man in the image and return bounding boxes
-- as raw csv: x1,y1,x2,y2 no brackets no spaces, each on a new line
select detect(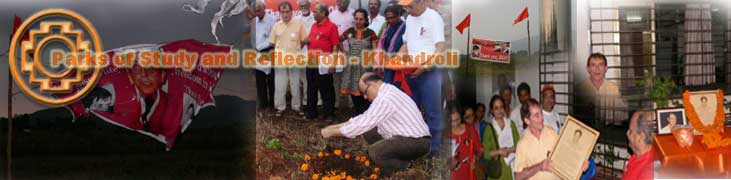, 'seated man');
514,98,589,180
622,111,654,180
320,72,430,176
